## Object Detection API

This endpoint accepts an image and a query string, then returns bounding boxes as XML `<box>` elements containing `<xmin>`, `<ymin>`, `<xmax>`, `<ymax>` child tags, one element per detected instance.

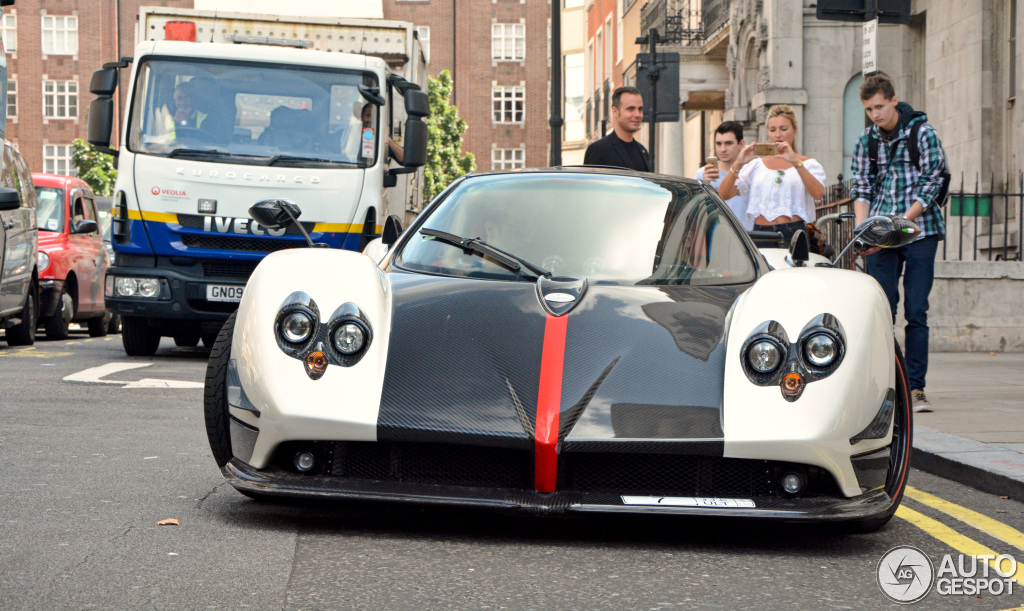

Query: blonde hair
<box><xmin>767</xmin><ymin>104</ymin><xmax>799</xmax><ymax>152</ymax></box>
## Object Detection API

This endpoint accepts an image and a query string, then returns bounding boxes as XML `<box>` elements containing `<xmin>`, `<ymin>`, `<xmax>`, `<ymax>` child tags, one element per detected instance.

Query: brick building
<box><xmin>384</xmin><ymin>1</ymin><xmax>552</xmax><ymax>171</ymax></box>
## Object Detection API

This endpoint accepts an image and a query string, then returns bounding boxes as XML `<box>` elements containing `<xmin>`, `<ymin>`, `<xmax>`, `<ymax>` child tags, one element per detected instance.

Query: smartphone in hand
<box><xmin>753</xmin><ymin>143</ymin><xmax>778</xmax><ymax>156</ymax></box>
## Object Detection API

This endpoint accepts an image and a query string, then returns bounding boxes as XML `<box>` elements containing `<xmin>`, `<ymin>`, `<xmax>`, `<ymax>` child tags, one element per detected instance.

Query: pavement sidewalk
<box><xmin>911</xmin><ymin>352</ymin><xmax>1024</xmax><ymax>500</ymax></box>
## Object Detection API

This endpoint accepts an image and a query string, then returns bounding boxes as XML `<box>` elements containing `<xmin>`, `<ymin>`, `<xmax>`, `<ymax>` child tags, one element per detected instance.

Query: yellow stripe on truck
<box><xmin>127</xmin><ymin>209</ymin><xmax>179</xmax><ymax>223</ymax></box>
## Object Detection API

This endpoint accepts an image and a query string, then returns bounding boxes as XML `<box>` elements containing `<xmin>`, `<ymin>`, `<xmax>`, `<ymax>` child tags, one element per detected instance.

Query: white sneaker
<box><xmin>912</xmin><ymin>390</ymin><xmax>933</xmax><ymax>413</ymax></box>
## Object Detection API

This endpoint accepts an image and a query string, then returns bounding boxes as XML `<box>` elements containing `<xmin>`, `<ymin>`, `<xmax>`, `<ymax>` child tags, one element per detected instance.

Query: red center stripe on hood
<box><xmin>535</xmin><ymin>313</ymin><xmax>567</xmax><ymax>493</ymax></box>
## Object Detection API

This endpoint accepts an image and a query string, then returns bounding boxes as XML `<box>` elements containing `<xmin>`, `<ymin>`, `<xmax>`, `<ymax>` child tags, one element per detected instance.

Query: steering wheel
<box><xmin>174</xmin><ymin>127</ymin><xmax>216</xmax><ymax>144</ymax></box>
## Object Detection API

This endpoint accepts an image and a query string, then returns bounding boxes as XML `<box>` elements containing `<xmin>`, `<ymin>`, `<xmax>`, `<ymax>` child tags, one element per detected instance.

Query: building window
<box><xmin>7</xmin><ymin>80</ymin><xmax>15</xmax><ymax>118</ymax></box>
<box><xmin>492</xmin><ymin>23</ymin><xmax>525</xmax><ymax>61</ymax></box>
<box><xmin>416</xmin><ymin>26</ymin><xmax>430</xmax><ymax>62</ymax></box>
<box><xmin>492</xmin><ymin>86</ymin><xmax>524</xmax><ymax>124</ymax></box>
<box><xmin>44</xmin><ymin>144</ymin><xmax>76</xmax><ymax>176</ymax></box>
<box><xmin>42</xmin><ymin>15</ymin><xmax>77</xmax><ymax>55</ymax></box>
<box><xmin>492</xmin><ymin>148</ymin><xmax>524</xmax><ymax>170</ymax></box>
<box><xmin>564</xmin><ymin>53</ymin><xmax>585</xmax><ymax>142</ymax></box>
<box><xmin>43</xmin><ymin>80</ymin><xmax>77</xmax><ymax>119</ymax></box>
<box><xmin>2</xmin><ymin>13</ymin><xmax>16</xmax><ymax>52</ymax></box>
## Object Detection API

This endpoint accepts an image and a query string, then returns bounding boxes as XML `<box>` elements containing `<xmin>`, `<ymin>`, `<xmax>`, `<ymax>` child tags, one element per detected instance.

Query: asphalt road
<box><xmin>2</xmin><ymin>330</ymin><xmax>1024</xmax><ymax>610</ymax></box>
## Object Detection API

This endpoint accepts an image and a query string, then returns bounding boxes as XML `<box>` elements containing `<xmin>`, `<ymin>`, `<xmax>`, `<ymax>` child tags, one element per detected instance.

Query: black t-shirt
<box><xmin>621</xmin><ymin>137</ymin><xmax>646</xmax><ymax>172</ymax></box>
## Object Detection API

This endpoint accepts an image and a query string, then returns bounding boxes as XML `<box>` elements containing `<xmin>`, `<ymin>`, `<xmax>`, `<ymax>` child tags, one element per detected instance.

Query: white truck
<box><xmin>87</xmin><ymin>7</ymin><xmax>429</xmax><ymax>356</ymax></box>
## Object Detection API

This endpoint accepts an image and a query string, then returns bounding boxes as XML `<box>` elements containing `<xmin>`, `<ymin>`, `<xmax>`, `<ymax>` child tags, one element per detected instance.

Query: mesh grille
<box><xmin>563</xmin><ymin>453</ymin><xmax>775</xmax><ymax>497</ymax></box>
<box><xmin>181</xmin><ymin>234</ymin><xmax>303</xmax><ymax>253</ymax></box>
<box><xmin>333</xmin><ymin>441</ymin><xmax>532</xmax><ymax>489</ymax></box>
<box><xmin>201</xmin><ymin>259</ymin><xmax>260</xmax><ymax>280</ymax></box>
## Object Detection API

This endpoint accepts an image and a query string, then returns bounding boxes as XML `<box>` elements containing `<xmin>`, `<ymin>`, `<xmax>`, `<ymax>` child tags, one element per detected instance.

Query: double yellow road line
<box><xmin>897</xmin><ymin>486</ymin><xmax>1024</xmax><ymax>585</ymax></box>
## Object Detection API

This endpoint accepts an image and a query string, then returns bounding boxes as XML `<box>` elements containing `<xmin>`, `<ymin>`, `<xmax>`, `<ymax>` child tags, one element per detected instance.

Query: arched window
<box><xmin>842</xmin><ymin>74</ymin><xmax>870</xmax><ymax>181</ymax></box>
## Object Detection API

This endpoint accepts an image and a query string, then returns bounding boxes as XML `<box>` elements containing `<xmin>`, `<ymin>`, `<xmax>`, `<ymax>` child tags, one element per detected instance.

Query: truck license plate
<box><xmin>206</xmin><ymin>284</ymin><xmax>244</xmax><ymax>302</ymax></box>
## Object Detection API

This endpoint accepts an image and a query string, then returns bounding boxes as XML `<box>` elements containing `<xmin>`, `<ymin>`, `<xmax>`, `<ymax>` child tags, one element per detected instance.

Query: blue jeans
<box><xmin>866</xmin><ymin>236</ymin><xmax>939</xmax><ymax>391</ymax></box>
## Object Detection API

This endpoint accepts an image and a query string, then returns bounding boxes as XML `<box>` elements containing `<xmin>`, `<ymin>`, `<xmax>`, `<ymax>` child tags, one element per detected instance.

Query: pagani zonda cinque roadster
<box><xmin>204</xmin><ymin>168</ymin><xmax>918</xmax><ymax>531</ymax></box>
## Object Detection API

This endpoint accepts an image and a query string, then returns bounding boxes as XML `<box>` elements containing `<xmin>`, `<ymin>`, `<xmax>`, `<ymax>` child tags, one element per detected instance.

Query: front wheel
<box><xmin>847</xmin><ymin>344</ymin><xmax>913</xmax><ymax>533</ymax></box>
<box><xmin>122</xmin><ymin>316</ymin><xmax>161</xmax><ymax>356</ymax></box>
<box><xmin>204</xmin><ymin>311</ymin><xmax>236</xmax><ymax>467</ymax></box>
<box><xmin>5</xmin><ymin>280</ymin><xmax>38</xmax><ymax>346</ymax></box>
<box><xmin>43</xmin><ymin>288</ymin><xmax>73</xmax><ymax>340</ymax></box>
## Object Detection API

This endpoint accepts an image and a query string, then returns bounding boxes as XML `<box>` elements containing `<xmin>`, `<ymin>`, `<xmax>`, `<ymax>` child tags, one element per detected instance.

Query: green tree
<box><xmin>424</xmin><ymin>70</ymin><xmax>475</xmax><ymax>201</ymax></box>
<box><xmin>70</xmin><ymin>138</ymin><xmax>117</xmax><ymax>196</ymax></box>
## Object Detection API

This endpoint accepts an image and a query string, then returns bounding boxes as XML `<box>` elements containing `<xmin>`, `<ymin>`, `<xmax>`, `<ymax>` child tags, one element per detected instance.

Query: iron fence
<box><xmin>813</xmin><ymin>173</ymin><xmax>1023</xmax><ymax>269</ymax></box>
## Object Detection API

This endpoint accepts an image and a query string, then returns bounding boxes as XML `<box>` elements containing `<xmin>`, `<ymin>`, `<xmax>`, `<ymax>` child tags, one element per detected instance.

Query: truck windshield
<box><xmin>127</xmin><ymin>58</ymin><xmax>380</xmax><ymax>167</ymax></box>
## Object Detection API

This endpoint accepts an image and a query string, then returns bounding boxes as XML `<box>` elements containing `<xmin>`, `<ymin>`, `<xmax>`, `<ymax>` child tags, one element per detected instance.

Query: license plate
<box><xmin>206</xmin><ymin>284</ymin><xmax>244</xmax><ymax>302</ymax></box>
<box><xmin>620</xmin><ymin>496</ymin><xmax>756</xmax><ymax>508</ymax></box>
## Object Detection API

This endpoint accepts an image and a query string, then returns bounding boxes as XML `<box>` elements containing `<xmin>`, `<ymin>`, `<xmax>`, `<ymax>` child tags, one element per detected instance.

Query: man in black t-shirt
<box><xmin>583</xmin><ymin>86</ymin><xmax>651</xmax><ymax>172</ymax></box>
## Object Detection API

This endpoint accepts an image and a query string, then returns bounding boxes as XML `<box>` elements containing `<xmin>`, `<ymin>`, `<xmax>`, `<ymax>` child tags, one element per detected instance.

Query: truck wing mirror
<box><xmin>89</xmin><ymin>67</ymin><xmax>118</xmax><ymax>96</ymax></box>
<box><xmin>382</xmin><ymin>214</ymin><xmax>404</xmax><ymax>246</ymax></box>
<box><xmin>401</xmin><ymin>117</ymin><xmax>428</xmax><ymax>168</ymax></box>
<box><xmin>404</xmin><ymin>89</ymin><xmax>430</xmax><ymax>118</ymax></box>
<box><xmin>0</xmin><ymin>187</ymin><xmax>21</xmax><ymax>211</ymax></box>
<box><xmin>87</xmin><ymin>98</ymin><xmax>116</xmax><ymax>154</ymax></box>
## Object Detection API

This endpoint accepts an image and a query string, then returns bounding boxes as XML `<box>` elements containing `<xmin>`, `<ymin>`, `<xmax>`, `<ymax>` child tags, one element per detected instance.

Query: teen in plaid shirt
<box><xmin>852</xmin><ymin>75</ymin><xmax>947</xmax><ymax>413</ymax></box>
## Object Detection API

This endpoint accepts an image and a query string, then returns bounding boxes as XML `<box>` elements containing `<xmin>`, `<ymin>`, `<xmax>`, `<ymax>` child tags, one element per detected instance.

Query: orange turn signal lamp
<box><xmin>305</xmin><ymin>351</ymin><xmax>328</xmax><ymax>378</ymax></box>
<box><xmin>781</xmin><ymin>372</ymin><xmax>804</xmax><ymax>399</ymax></box>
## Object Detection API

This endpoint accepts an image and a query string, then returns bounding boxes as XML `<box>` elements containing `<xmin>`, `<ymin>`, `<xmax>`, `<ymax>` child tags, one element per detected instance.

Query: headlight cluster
<box><xmin>740</xmin><ymin>314</ymin><xmax>845</xmax><ymax>401</ymax></box>
<box><xmin>274</xmin><ymin>291</ymin><xmax>372</xmax><ymax>380</ymax></box>
<box><xmin>105</xmin><ymin>275</ymin><xmax>166</xmax><ymax>299</ymax></box>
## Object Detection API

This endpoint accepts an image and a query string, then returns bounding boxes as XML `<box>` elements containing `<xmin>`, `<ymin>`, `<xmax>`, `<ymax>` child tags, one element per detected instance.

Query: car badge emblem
<box><xmin>544</xmin><ymin>292</ymin><xmax>575</xmax><ymax>303</ymax></box>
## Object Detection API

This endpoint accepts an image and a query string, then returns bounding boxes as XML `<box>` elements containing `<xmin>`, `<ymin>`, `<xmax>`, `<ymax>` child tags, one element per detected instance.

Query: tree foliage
<box><xmin>424</xmin><ymin>70</ymin><xmax>475</xmax><ymax>201</ymax></box>
<box><xmin>71</xmin><ymin>138</ymin><xmax>117</xmax><ymax>196</ymax></box>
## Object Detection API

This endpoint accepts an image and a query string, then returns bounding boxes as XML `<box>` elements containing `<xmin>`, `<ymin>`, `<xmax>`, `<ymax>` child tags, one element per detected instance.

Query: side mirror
<box><xmin>87</xmin><ymin>98</ymin><xmax>115</xmax><ymax>152</ymax></box>
<box><xmin>382</xmin><ymin>214</ymin><xmax>404</xmax><ymax>246</ymax></box>
<box><xmin>402</xmin><ymin>117</ymin><xmax>428</xmax><ymax>168</ymax></box>
<box><xmin>788</xmin><ymin>229</ymin><xmax>809</xmax><ymax>266</ymax></box>
<box><xmin>89</xmin><ymin>67</ymin><xmax>118</xmax><ymax>96</ymax></box>
<box><xmin>855</xmin><ymin>215</ymin><xmax>922</xmax><ymax>249</ymax></box>
<box><xmin>0</xmin><ymin>187</ymin><xmax>20</xmax><ymax>211</ymax></box>
<box><xmin>72</xmin><ymin>219</ymin><xmax>98</xmax><ymax>235</ymax></box>
<box><xmin>404</xmin><ymin>89</ymin><xmax>430</xmax><ymax>118</ymax></box>
<box><xmin>248</xmin><ymin>199</ymin><xmax>302</xmax><ymax>230</ymax></box>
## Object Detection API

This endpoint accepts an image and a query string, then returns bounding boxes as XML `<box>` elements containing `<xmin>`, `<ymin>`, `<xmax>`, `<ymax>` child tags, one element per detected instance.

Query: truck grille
<box><xmin>181</xmin><ymin>234</ymin><xmax>304</xmax><ymax>253</ymax></box>
<box><xmin>201</xmin><ymin>260</ymin><xmax>259</xmax><ymax>281</ymax></box>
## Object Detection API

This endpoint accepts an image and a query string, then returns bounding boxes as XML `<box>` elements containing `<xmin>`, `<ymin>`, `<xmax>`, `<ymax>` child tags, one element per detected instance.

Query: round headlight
<box><xmin>138</xmin><ymin>278</ymin><xmax>160</xmax><ymax>298</ymax></box>
<box><xmin>804</xmin><ymin>333</ymin><xmax>837</xmax><ymax>367</ymax></box>
<box><xmin>116</xmin><ymin>277</ymin><xmax>138</xmax><ymax>297</ymax></box>
<box><xmin>38</xmin><ymin>252</ymin><xmax>50</xmax><ymax>271</ymax></box>
<box><xmin>747</xmin><ymin>340</ymin><xmax>782</xmax><ymax>373</ymax></box>
<box><xmin>332</xmin><ymin>322</ymin><xmax>365</xmax><ymax>355</ymax></box>
<box><xmin>280</xmin><ymin>311</ymin><xmax>314</xmax><ymax>343</ymax></box>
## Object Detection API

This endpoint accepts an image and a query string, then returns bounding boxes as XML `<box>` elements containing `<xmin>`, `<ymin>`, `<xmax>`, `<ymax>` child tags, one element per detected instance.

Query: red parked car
<box><xmin>33</xmin><ymin>174</ymin><xmax>111</xmax><ymax>339</ymax></box>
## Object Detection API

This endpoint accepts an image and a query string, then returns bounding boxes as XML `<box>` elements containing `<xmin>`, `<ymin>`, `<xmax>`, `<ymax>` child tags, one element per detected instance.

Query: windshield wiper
<box><xmin>267</xmin><ymin>155</ymin><xmax>359</xmax><ymax>167</ymax></box>
<box><xmin>420</xmin><ymin>228</ymin><xmax>551</xmax><ymax>278</ymax></box>
<box><xmin>165</xmin><ymin>148</ymin><xmax>237</xmax><ymax>159</ymax></box>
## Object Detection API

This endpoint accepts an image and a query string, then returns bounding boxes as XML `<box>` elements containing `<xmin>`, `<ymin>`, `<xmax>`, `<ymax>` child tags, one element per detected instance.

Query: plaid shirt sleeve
<box><xmin>910</xmin><ymin>124</ymin><xmax>946</xmax><ymax>209</ymax></box>
<box><xmin>850</xmin><ymin>131</ymin><xmax>874</xmax><ymax>204</ymax></box>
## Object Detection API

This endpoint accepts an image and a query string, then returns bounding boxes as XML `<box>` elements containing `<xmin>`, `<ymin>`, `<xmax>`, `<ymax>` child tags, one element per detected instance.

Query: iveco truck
<box><xmin>88</xmin><ymin>7</ymin><xmax>429</xmax><ymax>356</ymax></box>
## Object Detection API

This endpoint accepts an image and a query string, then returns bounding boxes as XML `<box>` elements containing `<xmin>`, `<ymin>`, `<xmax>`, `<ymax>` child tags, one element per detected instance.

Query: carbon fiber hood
<box><xmin>377</xmin><ymin>272</ymin><xmax>748</xmax><ymax>447</ymax></box>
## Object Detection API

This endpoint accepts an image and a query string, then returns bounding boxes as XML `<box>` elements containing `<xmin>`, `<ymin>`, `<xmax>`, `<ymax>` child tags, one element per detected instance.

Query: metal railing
<box><xmin>641</xmin><ymin>0</ymin><xmax>703</xmax><ymax>45</ymax></box>
<box><xmin>942</xmin><ymin>173</ymin><xmax>1023</xmax><ymax>262</ymax></box>
<box><xmin>813</xmin><ymin>173</ymin><xmax>1023</xmax><ymax>269</ymax></box>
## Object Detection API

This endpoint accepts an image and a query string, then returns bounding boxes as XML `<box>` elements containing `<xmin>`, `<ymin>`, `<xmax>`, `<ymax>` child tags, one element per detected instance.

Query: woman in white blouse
<box><xmin>718</xmin><ymin>104</ymin><xmax>826</xmax><ymax>244</ymax></box>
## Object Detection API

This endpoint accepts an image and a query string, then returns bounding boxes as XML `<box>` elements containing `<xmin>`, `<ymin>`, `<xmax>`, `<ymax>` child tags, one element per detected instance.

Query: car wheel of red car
<box><xmin>43</xmin><ymin>289</ymin><xmax>73</xmax><ymax>341</ymax></box>
<box><xmin>5</xmin><ymin>279</ymin><xmax>38</xmax><ymax>346</ymax></box>
<box><xmin>106</xmin><ymin>313</ymin><xmax>121</xmax><ymax>334</ymax></box>
<box><xmin>87</xmin><ymin>316</ymin><xmax>108</xmax><ymax>338</ymax></box>
<box><xmin>122</xmin><ymin>316</ymin><xmax>161</xmax><ymax>356</ymax></box>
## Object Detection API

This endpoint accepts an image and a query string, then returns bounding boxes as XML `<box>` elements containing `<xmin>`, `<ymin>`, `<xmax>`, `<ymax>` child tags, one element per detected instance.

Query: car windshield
<box><xmin>36</xmin><ymin>187</ymin><xmax>65</xmax><ymax>232</ymax></box>
<box><xmin>127</xmin><ymin>57</ymin><xmax>379</xmax><ymax>167</ymax></box>
<box><xmin>396</xmin><ymin>172</ymin><xmax>758</xmax><ymax>286</ymax></box>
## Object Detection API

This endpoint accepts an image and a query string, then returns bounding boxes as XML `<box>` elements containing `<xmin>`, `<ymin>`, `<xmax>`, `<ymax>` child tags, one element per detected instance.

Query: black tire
<box><xmin>201</xmin><ymin>330</ymin><xmax>220</xmax><ymax>350</ymax></box>
<box><xmin>106</xmin><ymin>313</ymin><xmax>121</xmax><ymax>335</ymax></box>
<box><xmin>204</xmin><ymin>311</ymin><xmax>236</xmax><ymax>467</ymax></box>
<box><xmin>174</xmin><ymin>332</ymin><xmax>201</xmax><ymax>347</ymax></box>
<box><xmin>6</xmin><ymin>280</ymin><xmax>38</xmax><ymax>346</ymax></box>
<box><xmin>846</xmin><ymin>344</ymin><xmax>913</xmax><ymax>533</ymax></box>
<box><xmin>122</xmin><ymin>316</ymin><xmax>161</xmax><ymax>356</ymax></box>
<box><xmin>87</xmin><ymin>316</ymin><xmax>108</xmax><ymax>337</ymax></box>
<box><xmin>43</xmin><ymin>288</ymin><xmax>73</xmax><ymax>341</ymax></box>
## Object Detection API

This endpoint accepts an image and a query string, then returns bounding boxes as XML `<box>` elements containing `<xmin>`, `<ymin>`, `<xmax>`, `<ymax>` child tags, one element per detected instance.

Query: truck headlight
<box><xmin>113</xmin><ymin>276</ymin><xmax>163</xmax><ymax>298</ymax></box>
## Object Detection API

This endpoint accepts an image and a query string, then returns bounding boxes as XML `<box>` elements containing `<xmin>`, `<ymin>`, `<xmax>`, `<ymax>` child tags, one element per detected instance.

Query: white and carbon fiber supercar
<box><xmin>204</xmin><ymin>168</ymin><xmax>917</xmax><ymax>531</ymax></box>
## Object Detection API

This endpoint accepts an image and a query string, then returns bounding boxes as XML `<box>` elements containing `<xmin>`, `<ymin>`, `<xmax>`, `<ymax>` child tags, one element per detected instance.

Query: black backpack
<box><xmin>868</xmin><ymin>121</ymin><xmax>952</xmax><ymax>207</ymax></box>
